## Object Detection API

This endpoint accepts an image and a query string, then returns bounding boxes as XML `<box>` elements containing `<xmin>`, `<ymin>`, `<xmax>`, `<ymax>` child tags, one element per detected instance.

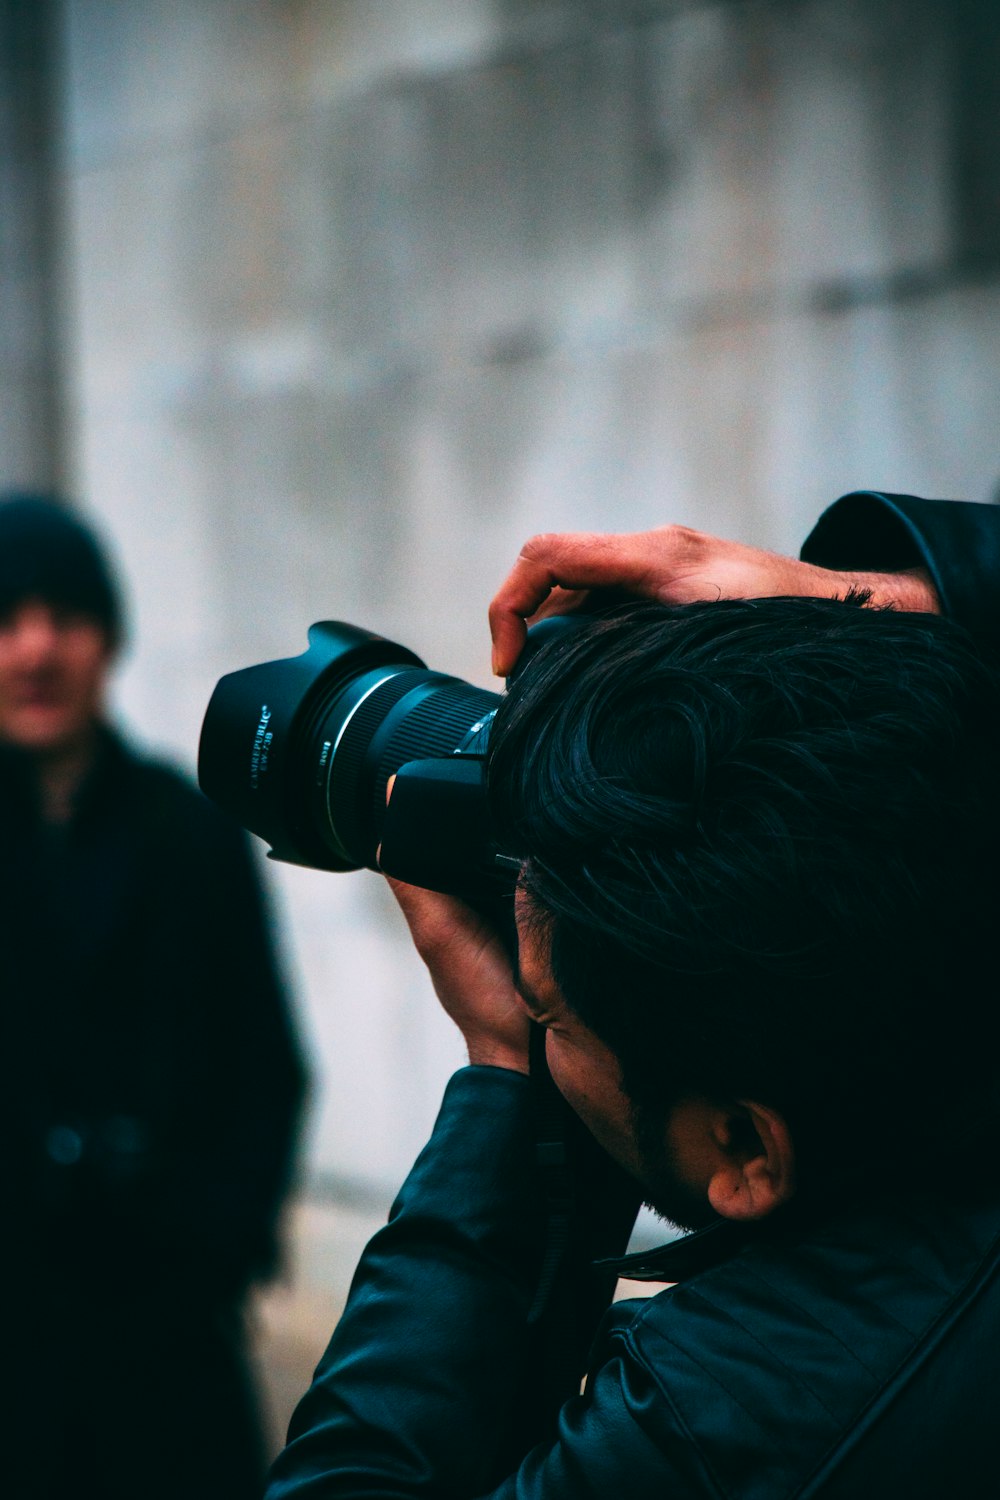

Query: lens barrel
<box><xmin>199</xmin><ymin>613</ymin><xmax>584</xmax><ymax>894</ymax></box>
<box><xmin>198</xmin><ymin>622</ymin><xmax>498</xmax><ymax>877</ymax></box>
<box><xmin>314</xmin><ymin>669</ymin><xmax>498</xmax><ymax>868</ymax></box>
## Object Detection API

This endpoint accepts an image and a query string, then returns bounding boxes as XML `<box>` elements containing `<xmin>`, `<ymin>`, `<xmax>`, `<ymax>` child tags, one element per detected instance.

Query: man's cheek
<box><xmin>544</xmin><ymin>1033</ymin><xmax>640</xmax><ymax>1171</ymax></box>
<box><xmin>544</xmin><ymin>1034</ymin><xmax>595</xmax><ymax>1124</ymax></box>
<box><xmin>543</xmin><ymin>1033</ymin><xmax>573</xmax><ymax>1101</ymax></box>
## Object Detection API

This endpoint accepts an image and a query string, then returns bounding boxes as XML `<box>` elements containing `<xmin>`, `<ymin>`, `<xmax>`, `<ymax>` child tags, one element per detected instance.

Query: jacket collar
<box><xmin>600</xmin><ymin>1194</ymin><xmax>833</xmax><ymax>1283</ymax></box>
<box><xmin>599</xmin><ymin>1216</ymin><xmax>752</xmax><ymax>1282</ymax></box>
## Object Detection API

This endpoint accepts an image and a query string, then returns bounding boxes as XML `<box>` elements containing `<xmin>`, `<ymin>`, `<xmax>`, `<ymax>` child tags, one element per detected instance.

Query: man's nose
<box><xmin>11</xmin><ymin>608</ymin><xmax>62</xmax><ymax>665</ymax></box>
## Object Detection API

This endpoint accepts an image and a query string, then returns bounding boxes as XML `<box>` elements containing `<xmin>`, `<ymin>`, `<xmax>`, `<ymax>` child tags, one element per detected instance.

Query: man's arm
<box><xmin>266</xmin><ymin>888</ymin><xmax>640</xmax><ymax>1499</ymax></box>
<box><xmin>267</xmin><ymin>1065</ymin><xmax>644</xmax><ymax>1500</ymax></box>
<box><xmin>800</xmin><ymin>491</ymin><xmax>1000</xmax><ymax>653</ymax></box>
<box><xmin>489</xmin><ymin>492</ymin><xmax>1000</xmax><ymax>675</ymax></box>
<box><xmin>488</xmin><ymin>510</ymin><xmax>943</xmax><ymax>677</ymax></box>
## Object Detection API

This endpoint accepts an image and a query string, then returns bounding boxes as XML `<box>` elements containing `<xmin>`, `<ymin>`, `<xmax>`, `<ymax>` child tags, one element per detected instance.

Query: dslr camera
<box><xmin>198</xmin><ymin>618</ymin><xmax>573</xmax><ymax>898</ymax></box>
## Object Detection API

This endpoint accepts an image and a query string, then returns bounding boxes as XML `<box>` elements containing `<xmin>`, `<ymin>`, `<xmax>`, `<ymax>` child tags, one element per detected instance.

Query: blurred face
<box><xmin>0</xmin><ymin>598</ymin><xmax>112</xmax><ymax>754</ymax></box>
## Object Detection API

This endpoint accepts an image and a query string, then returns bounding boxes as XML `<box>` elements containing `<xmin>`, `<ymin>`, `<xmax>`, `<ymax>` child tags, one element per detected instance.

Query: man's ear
<box><xmin>705</xmin><ymin>1100</ymin><xmax>796</xmax><ymax>1222</ymax></box>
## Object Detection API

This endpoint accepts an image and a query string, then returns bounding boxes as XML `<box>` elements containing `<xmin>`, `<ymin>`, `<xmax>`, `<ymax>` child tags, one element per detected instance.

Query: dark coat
<box><xmin>0</xmin><ymin>728</ymin><xmax>307</xmax><ymax>1293</ymax></box>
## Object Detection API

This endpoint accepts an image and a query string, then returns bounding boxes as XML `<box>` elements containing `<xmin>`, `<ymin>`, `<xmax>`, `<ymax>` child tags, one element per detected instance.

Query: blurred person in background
<box><xmin>0</xmin><ymin>494</ymin><xmax>307</xmax><ymax>1500</ymax></box>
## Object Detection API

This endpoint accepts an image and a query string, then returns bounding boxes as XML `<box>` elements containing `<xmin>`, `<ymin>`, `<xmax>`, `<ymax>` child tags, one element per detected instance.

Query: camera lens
<box><xmin>305</xmin><ymin>662</ymin><xmax>499</xmax><ymax>869</ymax></box>
<box><xmin>198</xmin><ymin>622</ymin><xmax>499</xmax><ymax>875</ymax></box>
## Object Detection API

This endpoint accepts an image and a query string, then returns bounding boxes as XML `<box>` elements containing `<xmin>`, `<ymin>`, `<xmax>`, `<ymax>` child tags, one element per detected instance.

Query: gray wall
<box><xmin>0</xmin><ymin>0</ymin><xmax>64</xmax><ymax>489</ymax></box>
<box><xmin>40</xmin><ymin>0</ymin><xmax>1000</xmax><ymax>1197</ymax></box>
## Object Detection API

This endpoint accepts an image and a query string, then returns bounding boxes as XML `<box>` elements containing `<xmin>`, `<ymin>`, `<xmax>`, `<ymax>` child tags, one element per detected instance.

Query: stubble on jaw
<box><xmin>631</xmin><ymin>1098</ymin><xmax>718</xmax><ymax>1234</ymax></box>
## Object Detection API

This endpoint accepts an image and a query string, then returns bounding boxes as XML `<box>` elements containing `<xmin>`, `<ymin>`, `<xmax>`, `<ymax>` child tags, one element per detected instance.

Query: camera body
<box><xmin>198</xmin><ymin>618</ymin><xmax>574</xmax><ymax>898</ymax></box>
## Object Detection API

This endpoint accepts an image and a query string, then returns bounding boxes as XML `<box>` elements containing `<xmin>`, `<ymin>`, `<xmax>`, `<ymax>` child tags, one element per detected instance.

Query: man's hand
<box><xmin>387</xmin><ymin>878</ymin><xmax>531</xmax><ymax>1074</ymax></box>
<box><xmin>489</xmin><ymin>526</ymin><xmax>940</xmax><ymax>676</ymax></box>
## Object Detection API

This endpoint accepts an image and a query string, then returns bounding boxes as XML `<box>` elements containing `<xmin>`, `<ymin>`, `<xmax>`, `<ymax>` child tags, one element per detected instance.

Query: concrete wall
<box><xmin>50</xmin><ymin>0</ymin><xmax>1000</xmax><ymax>1201</ymax></box>
<box><xmin>0</xmin><ymin>0</ymin><xmax>64</xmax><ymax>489</ymax></box>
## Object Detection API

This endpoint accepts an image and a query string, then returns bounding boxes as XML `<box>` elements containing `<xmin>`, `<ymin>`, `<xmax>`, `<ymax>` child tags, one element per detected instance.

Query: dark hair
<box><xmin>0</xmin><ymin>493</ymin><xmax>125</xmax><ymax>647</ymax></box>
<box><xmin>488</xmin><ymin>597</ymin><xmax>1000</xmax><ymax>1191</ymax></box>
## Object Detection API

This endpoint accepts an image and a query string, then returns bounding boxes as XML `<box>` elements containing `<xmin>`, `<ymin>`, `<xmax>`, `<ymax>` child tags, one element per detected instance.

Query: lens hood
<box><xmin>198</xmin><ymin>622</ymin><xmax>425</xmax><ymax>869</ymax></box>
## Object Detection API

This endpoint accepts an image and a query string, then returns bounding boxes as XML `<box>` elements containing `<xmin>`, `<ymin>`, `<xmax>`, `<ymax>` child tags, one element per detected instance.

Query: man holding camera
<box><xmin>268</xmin><ymin>491</ymin><xmax>1000</xmax><ymax>1497</ymax></box>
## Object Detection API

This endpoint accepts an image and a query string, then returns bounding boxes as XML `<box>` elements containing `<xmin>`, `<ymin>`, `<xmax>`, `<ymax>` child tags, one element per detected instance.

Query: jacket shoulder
<box><xmin>605</xmin><ymin>1193</ymin><xmax>1000</xmax><ymax>1498</ymax></box>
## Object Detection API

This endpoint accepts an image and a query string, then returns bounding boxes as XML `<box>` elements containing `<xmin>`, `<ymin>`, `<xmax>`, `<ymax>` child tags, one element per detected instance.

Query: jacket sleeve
<box><xmin>265</xmin><ymin>1067</ymin><xmax>647</xmax><ymax>1500</ymax></box>
<box><xmin>801</xmin><ymin>491</ymin><xmax>1000</xmax><ymax>652</ymax></box>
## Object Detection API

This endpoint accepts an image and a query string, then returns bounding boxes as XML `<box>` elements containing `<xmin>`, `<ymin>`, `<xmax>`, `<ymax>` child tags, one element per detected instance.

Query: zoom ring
<box><xmin>372</xmin><ymin>682</ymin><xmax>499</xmax><ymax>843</ymax></box>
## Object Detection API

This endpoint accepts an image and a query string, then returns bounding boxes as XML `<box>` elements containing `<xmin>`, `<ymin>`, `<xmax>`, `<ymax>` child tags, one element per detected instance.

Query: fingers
<box><xmin>489</xmin><ymin>531</ymin><xmax>669</xmax><ymax>675</ymax></box>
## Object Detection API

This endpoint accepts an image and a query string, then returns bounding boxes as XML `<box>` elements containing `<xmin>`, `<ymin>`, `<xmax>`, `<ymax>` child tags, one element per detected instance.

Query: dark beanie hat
<box><xmin>0</xmin><ymin>492</ymin><xmax>125</xmax><ymax>646</ymax></box>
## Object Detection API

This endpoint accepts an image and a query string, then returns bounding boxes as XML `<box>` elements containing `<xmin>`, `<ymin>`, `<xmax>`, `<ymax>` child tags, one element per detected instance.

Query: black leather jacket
<box><xmin>801</xmin><ymin>488</ymin><xmax>1000</xmax><ymax>653</ymax></box>
<box><xmin>268</xmin><ymin>493</ymin><xmax>1000</xmax><ymax>1498</ymax></box>
<box><xmin>269</xmin><ymin>1069</ymin><xmax>1000</xmax><ymax>1498</ymax></box>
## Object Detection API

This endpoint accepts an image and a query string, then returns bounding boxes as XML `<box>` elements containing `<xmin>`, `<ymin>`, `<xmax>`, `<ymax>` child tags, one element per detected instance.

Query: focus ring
<box><xmin>326</xmin><ymin>670</ymin><xmax>430</xmax><ymax>860</ymax></box>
